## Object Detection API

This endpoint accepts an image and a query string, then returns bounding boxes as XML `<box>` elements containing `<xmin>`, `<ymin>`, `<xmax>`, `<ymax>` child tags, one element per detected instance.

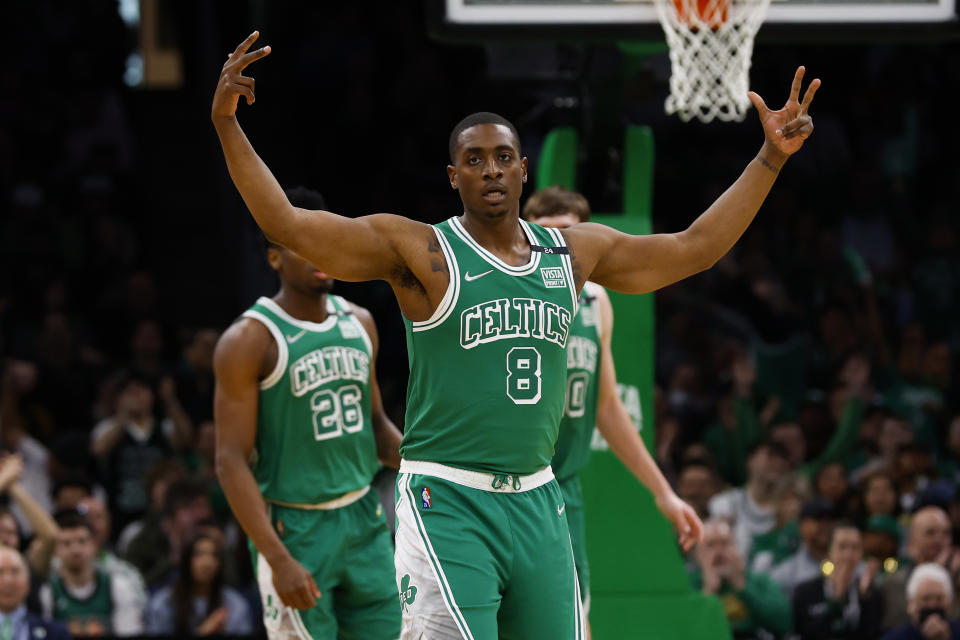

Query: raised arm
<box><xmin>213</xmin><ymin>320</ymin><xmax>321</xmax><ymax>610</ymax></box>
<box><xmin>350</xmin><ymin>304</ymin><xmax>403</xmax><ymax>469</ymax></box>
<box><xmin>565</xmin><ymin>67</ymin><xmax>821</xmax><ymax>294</ymax></box>
<box><xmin>211</xmin><ymin>32</ymin><xmax>444</xmax><ymax>320</ymax></box>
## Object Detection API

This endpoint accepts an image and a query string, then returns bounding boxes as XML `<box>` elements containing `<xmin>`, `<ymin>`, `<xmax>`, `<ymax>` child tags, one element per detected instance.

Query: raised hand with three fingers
<box><xmin>211</xmin><ymin>31</ymin><xmax>272</xmax><ymax>120</ymax></box>
<box><xmin>748</xmin><ymin>66</ymin><xmax>821</xmax><ymax>158</ymax></box>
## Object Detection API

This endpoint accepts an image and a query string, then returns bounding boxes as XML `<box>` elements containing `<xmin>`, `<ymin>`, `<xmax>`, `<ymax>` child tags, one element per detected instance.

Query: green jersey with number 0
<box><xmin>400</xmin><ymin>217</ymin><xmax>579</xmax><ymax>475</ymax></box>
<box><xmin>552</xmin><ymin>282</ymin><xmax>603</xmax><ymax>480</ymax></box>
<box><xmin>243</xmin><ymin>295</ymin><xmax>378</xmax><ymax>504</ymax></box>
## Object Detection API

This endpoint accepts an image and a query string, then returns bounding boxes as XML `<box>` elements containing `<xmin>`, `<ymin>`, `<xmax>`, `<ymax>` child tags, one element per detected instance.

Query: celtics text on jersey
<box><xmin>401</xmin><ymin>217</ymin><xmax>579</xmax><ymax>475</ymax></box>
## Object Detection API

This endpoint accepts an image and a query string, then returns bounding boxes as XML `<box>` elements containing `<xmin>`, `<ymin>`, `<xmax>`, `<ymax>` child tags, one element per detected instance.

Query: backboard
<box><xmin>428</xmin><ymin>0</ymin><xmax>959</xmax><ymax>40</ymax></box>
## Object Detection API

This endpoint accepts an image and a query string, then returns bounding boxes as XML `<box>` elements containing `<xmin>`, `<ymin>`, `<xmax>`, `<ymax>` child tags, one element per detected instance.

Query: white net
<box><xmin>652</xmin><ymin>0</ymin><xmax>771</xmax><ymax>123</ymax></box>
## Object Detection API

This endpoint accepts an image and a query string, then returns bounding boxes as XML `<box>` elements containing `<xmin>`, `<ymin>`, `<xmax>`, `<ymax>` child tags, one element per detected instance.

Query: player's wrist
<box><xmin>758</xmin><ymin>142</ymin><xmax>789</xmax><ymax>168</ymax></box>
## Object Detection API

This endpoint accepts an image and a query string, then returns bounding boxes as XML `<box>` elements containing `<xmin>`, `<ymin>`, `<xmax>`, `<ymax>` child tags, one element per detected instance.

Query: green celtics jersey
<box><xmin>243</xmin><ymin>295</ymin><xmax>378</xmax><ymax>504</ymax></box>
<box><xmin>50</xmin><ymin>569</ymin><xmax>113</xmax><ymax>633</ymax></box>
<box><xmin>401</xmin><ymin>217</ymin><xmax>579</xmax><ymax>475</ymax></box>
<box><xmin>552</xmin><ymin>282</ymin><xmax>603</xmax><ymax>480</ymax></box>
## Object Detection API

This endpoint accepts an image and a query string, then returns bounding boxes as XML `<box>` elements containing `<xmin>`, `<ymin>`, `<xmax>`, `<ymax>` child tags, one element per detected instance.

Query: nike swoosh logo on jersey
<box><xmin>285</xmin><ymin>330</ymin><xmax>307</xmax><ymax>344</ymax></box>
<box><xmin>464</xmin><ymin>270</ymin><xmax>493</xmax><ymax>282</ymax></box>
<box><xmin>557</xmin><ymin>503</ymin><xmax>565</xmax><ymax>516</ymax></box>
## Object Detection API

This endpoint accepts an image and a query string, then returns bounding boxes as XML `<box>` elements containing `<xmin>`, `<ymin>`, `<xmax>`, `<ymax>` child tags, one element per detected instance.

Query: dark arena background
<box><xmin>1</xmin><ymin>0</ymin><xmax>959</xmax><ymax>638</ymax></box>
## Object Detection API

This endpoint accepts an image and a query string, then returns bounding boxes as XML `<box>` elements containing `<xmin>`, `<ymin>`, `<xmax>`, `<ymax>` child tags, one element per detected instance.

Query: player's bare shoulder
<box><xmin>366</xmin><ymin>213</ymin><xmax>450</xmax><ymax>321</ymax></box>
<box><xmin>214</xmin><ymin>315</ymin><xmax>277</xmax><ymax>381</ymax></box>
<box><xmin>345</xmin><ymin>301</ymin><xmax>379</xmax><ymax>347</ymax></box>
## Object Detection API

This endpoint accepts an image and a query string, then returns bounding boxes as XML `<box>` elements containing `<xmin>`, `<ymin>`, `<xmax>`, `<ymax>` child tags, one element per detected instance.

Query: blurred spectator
<box><xmin>709</xmin><ymin>439</ymin><xmax>791</xmax><ymax>556</ymax></box>
<box><xmin>0</xmin><ymin>547</ymin><xmax>70</xmax><ymax>640</ymax></box>
<box><xmin>689</xmin><ymin>518</ymin><xmax>791</xmax><ymax>639</ymax></box>
<box><xmin>816</xmin><ymin>462</ymin><xmax>851</xmax><ymax>507</ymax></box>
<box><xmin>90</xmin><ymin>369</ymin><xmax>192</xmax><ymax>530</ymax></box>
<box><xmin>124</xmin><ymin>475</ymin><xmax>212</xmax><ymax>588</ymax></box>
<box><xmin>769</xmin><ymin>421</ymin><xmax>808</xmax><ymax>470</ymax></box>
<box><xmin>864</xmin><ymin>514</ymin><xmax>904</xmax><ymax>570</ymax></box>
<box><xmin>883</xmin><ymin>563</ymin><xmax>960</xmax><ymax>640</ymax></box>
<box><xmin>0</xmin><ymin>360</ymin><xmax>54</xmax><ymax>535</ymax></box>
<box><xmin>750</xmin><ymin>473</ymin><xmax>811</xmax><ymax>574</ymax></box>
<box><xmin>896</xmin><ymin>444</ymin><xmax>939</xmax><ymax>513</ymax></box>
<box><xmin>883</xmin><ymin>506</ymin><xmax>960</xmax><ymax>630</ymax></box>
<box><xmin>172</xmin><ymin>328</ymin><xmax>219</xmax><ymax>425</ymax></box>
<box><xmin>51</xmin><ymin>472</ymin><xmax>95</xmax><ymax>512</ymax></box>
<box><xmin>859</xmin><ymin>470</ymin><xmax>903</xmax><ymax>522</ymax></box>
<box><xmin>40</xmin><ymin>510</ymin><xmax>143</xmax><ymax>636</ymax></box>
<box><xmin>793</xmin><ymin>521</ymin><xmax>883</xmax><ymax>639</ymax></box>
<box><xmin>0</xmin><ymin>454</ymin><xmax>59</xmax><ymax>577</ymax></box>
<box><xmin>771</xmin><ymin>497</ymin><xmax>839</xmax><ymax>597</ymax></box>
<box><xmin>675</xmin><ymin>459</ymin><xmax>720</xmax><ymax>520</ymax></box>
<box><xmin>77</xmin><ymin>497</ymin><xmax>146</xmax><ymax>616</ymax></box>
<box><xmin>115</xmin><ymin>458</ymin><xmax>186</xmax><ymax>556</ymax></box>
<box><xmin>144</xmin><ymin>528</ymin><xmax>252</xmax><ymax>636</ymax></box>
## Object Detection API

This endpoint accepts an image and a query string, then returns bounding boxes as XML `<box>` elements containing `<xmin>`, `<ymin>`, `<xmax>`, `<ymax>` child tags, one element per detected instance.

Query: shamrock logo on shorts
<box><xmin>399</xmin><ymin>574</ymin><xmax>418</xmax><ymax>610</ymax></box>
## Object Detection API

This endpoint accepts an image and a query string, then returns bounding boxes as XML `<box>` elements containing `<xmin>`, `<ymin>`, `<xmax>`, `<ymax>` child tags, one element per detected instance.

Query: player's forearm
<box><xmin>596</xmin><ymin>396</ymin><xmax>672</xmax><ymax>501</ymax></box>
<box><xmin>373</xmin><ymin>416</ymin><xmax>403</xmax><ymax>469</ymax></box>
<box><xmin>682</xmin><ymin>141</ymin><xmax>787</xmax><ymax>270</ymax></box>
<box><xmin>215</xmin><ymin>450</ymin><xmax>291</xmax><ymax>565</ymax></box>
<box><xmin>213</xmin><ymin>115</ymin><xmax>299</xmax><ymax>244</ymax></box>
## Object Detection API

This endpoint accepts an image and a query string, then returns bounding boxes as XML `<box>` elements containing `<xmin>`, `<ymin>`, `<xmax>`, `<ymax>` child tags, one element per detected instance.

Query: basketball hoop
<box><xmin>652</xmin><ymin>0</ymin><xmax>771</xmax><ymax>123</ymax></box>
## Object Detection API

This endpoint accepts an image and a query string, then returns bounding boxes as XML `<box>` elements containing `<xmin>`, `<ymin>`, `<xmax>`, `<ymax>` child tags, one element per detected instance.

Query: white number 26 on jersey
<box><xmin>310</xmin><ymin>385</ymin><xmax>364</xmax><ymax>440</ymax></box>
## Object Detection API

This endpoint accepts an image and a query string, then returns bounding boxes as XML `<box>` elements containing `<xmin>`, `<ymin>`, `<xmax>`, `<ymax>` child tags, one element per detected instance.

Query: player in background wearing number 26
<box><xmin>211</xmin><ymin>29</ymin><xmax>819</xmax><ymax>640</ymax></box>
<box><xmin>213</xmin><ymin>187</ymin><xmax>403</xmax><ymax>639</ymax></box>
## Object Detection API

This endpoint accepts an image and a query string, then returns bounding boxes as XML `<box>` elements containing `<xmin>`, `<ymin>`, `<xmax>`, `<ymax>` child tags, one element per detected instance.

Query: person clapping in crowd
<box><xmin>792</xmin><ymin>521</ymin><xmax>883</xmax><ymax>639</ymax></box>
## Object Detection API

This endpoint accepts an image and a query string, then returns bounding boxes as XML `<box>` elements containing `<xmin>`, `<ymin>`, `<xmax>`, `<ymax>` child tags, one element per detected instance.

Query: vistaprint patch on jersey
<box><xmin>540</xmin><ymin>266</ymin><xmax>566</xmax><ymax>289</ymax></box>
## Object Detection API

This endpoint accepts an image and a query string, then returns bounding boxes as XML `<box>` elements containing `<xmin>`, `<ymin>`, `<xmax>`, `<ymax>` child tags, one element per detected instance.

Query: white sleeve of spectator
<box><xmin>91</xmin><ymin>418</ymin><xmax>114</xmax><ymax>442</ymax></box>
<box><xmin>161</xmin><ymin>417</ymin><xmax>176</xmax><ymax>440</ymax></box>
<box><xmin>111</xmin><ymin>572</ymin><xmax>145</xmax><ymax>635</ymax></box>
<box><xmin>39</xmin><ymin>583</ymin><xmax>53</xmax><ymax>619</ymax></box>
<box><xmin>708</xmin><ymin>489</ymin><xmax>735</xmax><ymax>519</ymax></box>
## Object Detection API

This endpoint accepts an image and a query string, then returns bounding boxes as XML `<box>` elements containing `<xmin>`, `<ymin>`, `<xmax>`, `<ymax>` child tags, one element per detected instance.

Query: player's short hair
<box><xmin>259</xmin><ymin>186</ymin><xmax>328</xmax><ymax>251</ymax></box>
<box><xmin>448</xmin><ymin>112</ymin><xmax>521</xmax><ymax>163</ymax></box>
<box><xmin>908</xmin><ymin>563</ymin><xmax>953</xmax><ymax>601</ymax></box>
<box><xmin>521</xmin><ymin>186</ymin><xmax>591</xmax><ymax>223</ymax></box>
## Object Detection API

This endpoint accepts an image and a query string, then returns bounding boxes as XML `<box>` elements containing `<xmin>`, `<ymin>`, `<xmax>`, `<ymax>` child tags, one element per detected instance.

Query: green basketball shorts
<box><xmin>558</xmin><ymin>474</ymin><xmax>590</xmax><ymax>614</ymax></box>
<box><xmin>252</xmin><ymin>486</ymin><xmax>401</xmax><ymax>640</ymax></box>
<box><xmin>394</xmin><ymin>460</ymin><xmax>585</xmax><ymax>640</ymax></box>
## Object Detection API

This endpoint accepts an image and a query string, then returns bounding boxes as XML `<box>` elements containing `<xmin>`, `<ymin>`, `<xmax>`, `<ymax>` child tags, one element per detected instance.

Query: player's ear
<box><xmin>447</xmin><ymin>165</ymin><xmax>458</xmax><ymax>190</ymax></box>
<box><xmin>521</xmin><ymin>156</ymin><xmax>528</xmax><ymax>183</ymax></box>
<box><xmin>266</xmin><ymin>246</ymin><xmax>283</xmax><ymax>271</ymax></box>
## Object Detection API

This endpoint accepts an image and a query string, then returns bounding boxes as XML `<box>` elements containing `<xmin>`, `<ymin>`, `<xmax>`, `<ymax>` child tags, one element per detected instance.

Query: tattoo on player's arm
<box><xmin>758</xmin><ymin>156</ymin><xmax>781</xmax><ymax>175</ymax></box>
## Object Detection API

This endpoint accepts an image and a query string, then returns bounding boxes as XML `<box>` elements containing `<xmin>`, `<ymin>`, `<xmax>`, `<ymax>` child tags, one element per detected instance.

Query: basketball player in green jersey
<box><xmin>212</xmin><ymin>31</ymin><xmax>818</xmax><ymax>639</ymax></box>
<box><xmin>214</xmin><ymin>187</ymin><xmax>403</xmax><ymax>639</ymax></box>
<box><xmin>524</xmin><ymin>186</ymin><xmax>703</xmax><ymax>638</ymax></box>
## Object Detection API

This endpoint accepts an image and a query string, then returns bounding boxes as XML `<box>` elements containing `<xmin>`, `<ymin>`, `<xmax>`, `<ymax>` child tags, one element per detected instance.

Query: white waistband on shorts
<box><xmin>265</xmin><ymin>485</ymin><xmax>370</xmax><ymax>510</ymax></box>
<box><xmin>399</xmin><ymin>460</ymin><xmax>554</xmax><ymax>493</ymax></box>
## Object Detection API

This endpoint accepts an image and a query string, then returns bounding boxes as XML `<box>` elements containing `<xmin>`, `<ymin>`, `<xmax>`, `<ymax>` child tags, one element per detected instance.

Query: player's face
<box><xmin>448</xmin><ymin>124</ymin><xmax>527</xmax><ymax>219</ymax></box>
<box><xmin>269</xmin><ymin>246</ymin><xmax>334</xmax><ymax>295</ymax></box>
<box><xmin>530</xmin><ymin>212</ymin><xmax>580</xmax><ymax>230</ymax></box>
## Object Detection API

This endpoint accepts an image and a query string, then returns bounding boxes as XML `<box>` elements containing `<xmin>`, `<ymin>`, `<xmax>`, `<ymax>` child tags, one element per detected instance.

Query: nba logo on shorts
<box><xmin>421</xmin><ymin>487</ymin><xmax>432</xmax><ymax>509</ymax></box>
